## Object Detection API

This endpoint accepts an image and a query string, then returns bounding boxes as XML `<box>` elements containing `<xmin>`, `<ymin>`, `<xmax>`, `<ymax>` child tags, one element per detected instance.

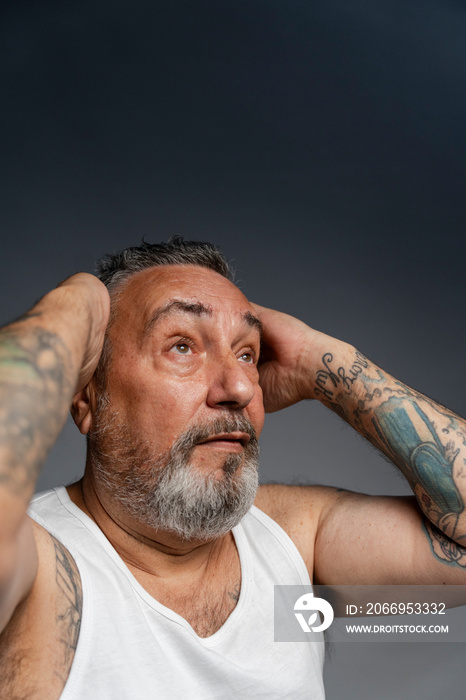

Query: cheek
<box><xmin>249</xmin><ymin>385</ymin><xmax>265</xmax><ymax>437</ymax></box>
<box><xmin>116</xmin><ymin>373</ymin><xmax>206</xmax><ymax>437</ymax></box>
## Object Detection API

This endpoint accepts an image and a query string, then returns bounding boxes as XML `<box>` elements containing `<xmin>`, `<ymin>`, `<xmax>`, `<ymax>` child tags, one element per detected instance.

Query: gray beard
<box><xmin>88</xmin><ymin>404</ymin><xmax>260</xmax><ymax>541</ymax></box>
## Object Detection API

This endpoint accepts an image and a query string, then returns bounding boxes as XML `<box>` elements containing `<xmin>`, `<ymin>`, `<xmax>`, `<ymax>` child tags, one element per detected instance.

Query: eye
<box><xmin>171</xmin><ymin>342</ymin><xmax>192</xmax><ymax>355</ymax></box>
<box><xmin>239</xmin><ymin>351</ymin><xmax>254</xmax><ymax>363</ymax></box>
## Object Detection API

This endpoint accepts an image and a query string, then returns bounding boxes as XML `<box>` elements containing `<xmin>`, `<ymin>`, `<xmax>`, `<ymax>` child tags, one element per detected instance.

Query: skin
<box><xmin>72</xmin><ymin>265</ymin><xmax>266</xmax><ymax>575</ymax></box>
<box><xmin>1</xmin><ymin>263</ymin><xmax>466</xmax><ymax>698</ymax></box>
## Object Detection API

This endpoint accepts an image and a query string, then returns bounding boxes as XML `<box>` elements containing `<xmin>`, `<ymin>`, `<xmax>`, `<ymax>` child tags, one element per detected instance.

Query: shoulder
<box><xmin>0</xmin><ymin>518</ymin><xmax>82</xmax><ymax>699</ymax></box>
<box><xmin>254</xmin><ymin>483</ymin><xmax>340</xmax><ymax>527</ymax></box>
<box><xmin>254</xmin><ymin>483</ymin><xmax>340</xmax><ymax>576</ymax></box>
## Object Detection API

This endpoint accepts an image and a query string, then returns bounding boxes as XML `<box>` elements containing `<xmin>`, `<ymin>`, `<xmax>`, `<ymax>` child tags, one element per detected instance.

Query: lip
<box><xmin>198</xmin><ymin>432</ymin><xmax>251</xmax><ymax>447</ymax></box>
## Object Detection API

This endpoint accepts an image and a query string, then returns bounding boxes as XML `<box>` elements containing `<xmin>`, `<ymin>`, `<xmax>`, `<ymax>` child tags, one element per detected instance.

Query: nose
<box><xmin>206</xmin><ymin>354</ymin><xmax>257</xmax><ymax>410</ymax></box>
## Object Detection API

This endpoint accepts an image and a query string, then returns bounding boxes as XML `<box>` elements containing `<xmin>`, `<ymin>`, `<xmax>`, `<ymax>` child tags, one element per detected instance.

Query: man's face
<box><xmin>87</xmin><ymin>264</ymin><xmax>265</xmax><ymax>539</ymax></box>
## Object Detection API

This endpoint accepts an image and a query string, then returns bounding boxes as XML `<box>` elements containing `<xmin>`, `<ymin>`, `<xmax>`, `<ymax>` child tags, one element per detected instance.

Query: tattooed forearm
<box><xmin>314</xmin><ymin>351</ymin><xmax>369</xmax><ymax>401</ymax></box>
<box><xmin>369</xmin><ymin>398</ymin><xmax>464</xmax><ymax>534</ymax></box>
<box><xmin>313</xmin><ymin>347</ymin><xmax>466</xmax><ymax>543</ymax></box>
<box><xmin>0</xmin><ymin>324</ymin><xmax>73</xmax><ymax>499</ymax></box>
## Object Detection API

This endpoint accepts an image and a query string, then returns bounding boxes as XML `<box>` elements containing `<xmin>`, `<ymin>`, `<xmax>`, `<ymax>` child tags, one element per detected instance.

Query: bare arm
<box><xmin>253</xmin><ymin>303</ymin><xmax>466</xmax><ymax>581</ymax></box>
<box><xmin>0</xmin><ymin>274</ymin><xmax>109</xmax><ymax>631</ymax></box>
<box><xmin>310</xmin><ymin>344</ymin><xmax>466</xmax><ymax>557</ymax></box>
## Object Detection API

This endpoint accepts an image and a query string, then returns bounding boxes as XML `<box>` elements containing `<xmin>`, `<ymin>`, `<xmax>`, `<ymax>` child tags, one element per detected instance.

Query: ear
<box><xmin>71</xmin><ymin>383</ymin><xmax>96</xmax><ymax>435</ymax></box>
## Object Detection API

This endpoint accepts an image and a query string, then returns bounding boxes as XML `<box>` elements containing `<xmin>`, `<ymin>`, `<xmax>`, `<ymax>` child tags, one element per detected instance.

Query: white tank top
<box><xmin>29</xmin><ymin>487</ymin><xmax>325</xmax><ymax>699</ymax></box>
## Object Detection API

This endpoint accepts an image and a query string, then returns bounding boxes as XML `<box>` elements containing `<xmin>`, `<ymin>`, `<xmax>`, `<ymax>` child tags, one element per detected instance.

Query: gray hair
<box><xmin>96</xmin><ymin>236</ymin><xmax>234</xmax><ymax>295</ymax></box>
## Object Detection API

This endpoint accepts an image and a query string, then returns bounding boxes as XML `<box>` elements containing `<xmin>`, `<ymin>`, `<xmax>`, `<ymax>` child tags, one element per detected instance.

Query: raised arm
<box><xmin>254</xmin><ymin>303</ymin><xmax>466</xmax><ymax>580</ymax></box>
<box><xmin>0</xmin><ymin>273</ymin><xmax>109</xmax><ymax>632</ymax></box>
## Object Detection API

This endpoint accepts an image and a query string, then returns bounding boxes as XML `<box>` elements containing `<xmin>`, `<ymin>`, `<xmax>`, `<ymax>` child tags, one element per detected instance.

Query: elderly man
<box><xmin>0</xmin><ymin>238</ymin><xmax>465</xmax><ymax>699</ymax></box>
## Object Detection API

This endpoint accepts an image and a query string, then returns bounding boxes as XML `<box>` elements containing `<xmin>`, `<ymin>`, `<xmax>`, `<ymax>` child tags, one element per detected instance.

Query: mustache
<box><xmin>173</xmin><ymin>414</ymin><xmax>258</xmax><ymax>456</ymax></box>
<box><xmin>89</xmin><ymin>402</ymin><xmax>259</xmax><ymax>472</ymax></box>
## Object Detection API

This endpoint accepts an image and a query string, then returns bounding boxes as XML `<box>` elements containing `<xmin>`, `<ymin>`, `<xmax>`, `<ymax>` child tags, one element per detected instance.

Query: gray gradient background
<box><xmin>1</xmin><ymin>1</ymin><xmax>465</xmax><ymax>697</ymax></box>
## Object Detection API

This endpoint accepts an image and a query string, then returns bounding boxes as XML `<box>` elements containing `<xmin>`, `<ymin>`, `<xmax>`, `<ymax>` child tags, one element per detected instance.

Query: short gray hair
<box><xmin>96</xmin><ymin>236</ymin><xmax>234</xmax><ymax>295</ymax></box>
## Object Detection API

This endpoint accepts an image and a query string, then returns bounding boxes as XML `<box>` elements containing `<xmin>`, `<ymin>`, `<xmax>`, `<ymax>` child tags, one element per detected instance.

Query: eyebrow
<box><xmin>144</xmin><ymin>299</ymin><xmax>262</xmax><ymax>337</ymax></box>
<box><xmin>242</xmin><ymin>310</ymin><xmax>263</xmax><ymax>335</ymax></box>
<box><xmin>144</xmin><ymin>300</ymin><xmax>212</xmax><ymax>336</ymax></box>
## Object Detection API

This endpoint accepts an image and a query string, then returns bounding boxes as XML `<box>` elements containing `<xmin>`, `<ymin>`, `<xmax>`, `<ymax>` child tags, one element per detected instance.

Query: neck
<box><xmin>67</xmin><ymin>472</ymin><xmax>233</xmax><ymax>577</ymax></box>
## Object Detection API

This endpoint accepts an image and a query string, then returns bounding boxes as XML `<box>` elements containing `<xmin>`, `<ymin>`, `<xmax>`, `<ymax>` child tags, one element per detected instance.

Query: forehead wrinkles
<box><xmin>110</xmin><ymin>267</ymin><xmax>262</xmax><ymax>349</ymax></box>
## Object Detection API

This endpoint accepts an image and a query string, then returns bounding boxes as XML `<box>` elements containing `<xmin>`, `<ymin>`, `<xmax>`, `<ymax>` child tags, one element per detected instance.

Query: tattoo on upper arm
<box><xmin>52</xmin><ymin>536</ymin><xmax>82</xmax><ymax>676</ymax></box>
<box><xmin>423</xmin><ymin>518</ymin><xmax>466</xmax><ymax>568</ymax></box>
<box><xmin>228</xmin><ymin>583</ymin><xmax>240</xmax><ymax>603</ymax></box>
<box><xmin>0</xmin><ymin>325</ymin><xmax>73</xmax><ymax>498</ymax></box>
